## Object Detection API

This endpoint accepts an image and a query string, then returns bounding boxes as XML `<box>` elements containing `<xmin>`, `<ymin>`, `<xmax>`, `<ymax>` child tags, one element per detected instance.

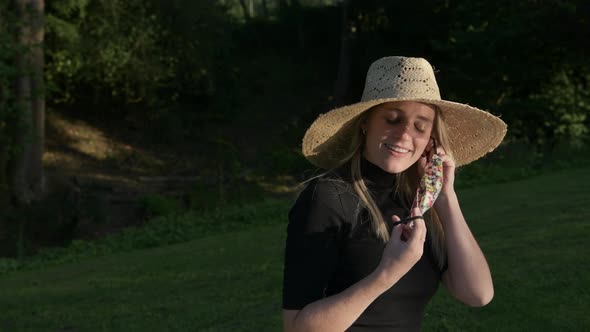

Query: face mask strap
<box><xmin>426</xmin><ymin>137</ymin><xmax>438</xmax><ymax>162</ymax></box>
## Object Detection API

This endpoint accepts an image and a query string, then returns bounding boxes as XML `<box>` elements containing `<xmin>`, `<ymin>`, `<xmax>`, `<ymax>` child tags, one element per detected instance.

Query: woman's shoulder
<box><xmin>301</xmin><ymin>168</ymin><xmax>356</xmax><ymax>203</ymax></box>
<box><xmin>290</xmin><ymin>170</ymin><xmax>359</xmax><ymax>222</ymax></box>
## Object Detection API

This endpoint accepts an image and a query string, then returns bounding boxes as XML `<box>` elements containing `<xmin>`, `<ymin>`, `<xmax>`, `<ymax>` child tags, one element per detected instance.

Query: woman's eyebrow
<box><xmin>383</xmin><ymin>108</ymin><xmax>434</xmax><ymax>123</ymax></box>
<box><xmin>416</xmin><ymin>115</ymin><xmax>434</xmax><ymax>123</ymax></box>
<box><xmin>382</xmin><ymin>107</ymin><xmax>401</xmax><ymax>114</ymax></box>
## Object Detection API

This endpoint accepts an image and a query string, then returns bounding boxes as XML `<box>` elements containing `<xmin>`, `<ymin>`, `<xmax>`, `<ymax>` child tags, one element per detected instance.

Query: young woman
<box><xmin>282</xmin><ymin>56</ymin><xmax>507</xmax><ymax>331</ymax></box>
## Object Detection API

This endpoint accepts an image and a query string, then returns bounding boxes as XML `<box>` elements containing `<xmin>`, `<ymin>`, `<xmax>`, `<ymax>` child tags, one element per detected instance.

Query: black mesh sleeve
<box><xmin>282</xmin><ymin>179</ymin><xmax>346</xmax><ymax>310</ymax></box>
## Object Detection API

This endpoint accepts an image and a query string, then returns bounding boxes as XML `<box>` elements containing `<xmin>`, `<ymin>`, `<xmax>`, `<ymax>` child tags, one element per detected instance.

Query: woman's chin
<box><xmin>383</xmin><ymin>165</ymin><xmax>405</xmax><ymax>174</ymax></box>
<box><xmin>365</xmin><ymin>151</ymin><xmax>414</xmax><ymax>173</ymax></box>
<box><xmin>377</xmin><ymin>159</ymin><xmax>410</xmax><ymax>174</ymax></box>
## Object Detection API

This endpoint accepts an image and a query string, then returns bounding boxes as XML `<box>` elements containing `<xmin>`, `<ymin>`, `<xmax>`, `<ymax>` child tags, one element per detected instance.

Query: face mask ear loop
<box><xmin>429</xmin><ymin>137</ymin><xmax>438</xmax><ymax>162</ymax></box>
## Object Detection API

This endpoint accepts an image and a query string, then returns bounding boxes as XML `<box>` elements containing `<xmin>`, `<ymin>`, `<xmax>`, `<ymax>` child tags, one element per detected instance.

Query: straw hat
<box><xmin>302</xmin><ymin>56</ymin><xmax>507</xmax><ymax>169</ymax></box>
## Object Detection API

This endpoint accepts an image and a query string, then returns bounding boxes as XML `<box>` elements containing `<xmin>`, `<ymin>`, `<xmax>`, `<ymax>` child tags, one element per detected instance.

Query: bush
<box><xmin>137</xmin><ymin>193</ymin><xmax>183</xmax><ymax>218</ymax></box>
<box><xmin>0</xmin><ymin>198</ymin><xmax>291</xmax><ymax>275</ymax></box>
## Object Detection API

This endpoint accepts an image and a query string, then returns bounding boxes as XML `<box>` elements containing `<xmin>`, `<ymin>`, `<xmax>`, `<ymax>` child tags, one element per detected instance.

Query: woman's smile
<box><xmin>383</xmin><ymin>143</ymin><xmax>412</xmax><ymax>154</ymax></box>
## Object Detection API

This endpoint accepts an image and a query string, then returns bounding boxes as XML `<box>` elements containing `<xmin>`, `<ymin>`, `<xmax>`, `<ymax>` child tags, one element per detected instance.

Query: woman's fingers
<box><xmin>391</xmin><ymin>212</ymin><xmax>426</xmax><ymax>243</ymax></box>
<box><xmin>402</xmin><ymin>216</ymin><xmax>425</xmax><ymax>240</ymax></box>
<box><xmin>418</xmin><ymin>154</ymin><xmax>427</xmax><ymax>175</ymax></box>
<box><xmin>437</xmin><ymin>152</ymin><xmax>454</xmax><ymax>166</ymax></box>
<box><xmin>410</xmin><ymin>207</ymin><xmax>422</xmax><ymax>218</ymax></box>
<box><xmin>407</xmin><ymin>208</ymin><xmax>426</xmax><ymax>243</ymax></box>
<box><xmin>390</xmin><ymin>214</ymin><xmax>405</xmax><ymax>239</ymax></box>
<box><xmin>379</xmin><ymin>212</ymin><xmax>427</xmax><ymax>285</ymax></box>
<box><xmin>407</xmin><ymin>217</ymin><xmax>426</xmax><ymax>244</ymax></box>
<box><xmin>391</xmin><ymin>215</ymin><xmax>413</xmax><ymax>242</ymax></box>
<box><xmin>425</xmin><ymin>139</ymin><xmax>434</xmax><ymax>155</ymax></box>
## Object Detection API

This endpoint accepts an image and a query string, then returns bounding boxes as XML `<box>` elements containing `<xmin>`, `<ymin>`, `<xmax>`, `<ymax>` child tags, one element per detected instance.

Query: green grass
<box><xmin>0</xmin><ymin>166</ymin><xmax>589</xmax><ymax>331</ymax></box>
<box><xmin>0</xmin><ymin>226</ymin><xmax>286</xmax><ymax>331</ymax></box>
<box><xmin>423</xmin><ymin>166</ymin><xmax>590</xmax><ymax>331</ymax></box>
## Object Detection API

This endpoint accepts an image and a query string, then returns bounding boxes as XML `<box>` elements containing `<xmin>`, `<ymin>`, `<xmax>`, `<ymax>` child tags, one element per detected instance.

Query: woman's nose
<box><xmin>394</xmin><ymin>123</ymin><xmax>413</xmax><ymax>139</ymax></box>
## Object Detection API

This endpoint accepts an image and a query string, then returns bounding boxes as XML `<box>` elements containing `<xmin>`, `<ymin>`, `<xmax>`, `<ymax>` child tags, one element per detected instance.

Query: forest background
<box><xmin>0</xmin><ymin>0</ymin><xmax>589</xmax><ymax>330</ymax></box>
<box><xmin>0</xmin><ymin>0</ymin><xmax>588</xmax><ymax>273</ymax></box>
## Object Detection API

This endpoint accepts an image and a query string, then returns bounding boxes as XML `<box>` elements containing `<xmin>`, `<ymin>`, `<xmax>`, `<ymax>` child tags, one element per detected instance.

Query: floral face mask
<box><xmin>393</xmin><ymin>138</ymin><xmax>443</xmax><ymax>227</ymax></box>
<box><xmin>412</xmin><ymin>137</ymin><xmax>444</xmax><ymax>215</ymax></box>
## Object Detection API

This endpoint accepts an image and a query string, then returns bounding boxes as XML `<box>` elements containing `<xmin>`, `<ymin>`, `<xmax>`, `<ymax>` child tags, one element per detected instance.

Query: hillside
<box><xmin>0</xmin><ymin>167</ymin><xmax>588</xmax><ymax>331</ymax></box>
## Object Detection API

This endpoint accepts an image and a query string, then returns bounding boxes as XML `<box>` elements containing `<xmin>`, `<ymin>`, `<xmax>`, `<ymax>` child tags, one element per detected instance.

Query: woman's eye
<box><xmin>415</xmin><ymin>122</ymin><xmax>427</xmax><ymax>132</ymax></box>
<box><xmin>386</xmin><ymin>117</ymin><xmax>399</xmax><ymax>125</ymax></box>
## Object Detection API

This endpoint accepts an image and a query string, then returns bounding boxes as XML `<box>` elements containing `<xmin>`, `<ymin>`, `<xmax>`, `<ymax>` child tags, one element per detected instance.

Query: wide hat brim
<box><xmin>302</xmin><ymin>97</ymin><xmax>507</xmax><ymax>169</ymax></box>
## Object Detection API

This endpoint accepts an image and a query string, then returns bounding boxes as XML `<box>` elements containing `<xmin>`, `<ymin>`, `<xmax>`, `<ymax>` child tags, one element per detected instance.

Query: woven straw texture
<box><xmin>302</xmin><ymin>56</ymin><xmax>507</xmax><ymax>169</ymax></box>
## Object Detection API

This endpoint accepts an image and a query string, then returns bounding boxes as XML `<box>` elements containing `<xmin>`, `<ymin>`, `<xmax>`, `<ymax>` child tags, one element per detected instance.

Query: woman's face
<box><xmin>361</xmin><ymin>101</ymin><xmax>436</xmax><ymax>173</ymax></box>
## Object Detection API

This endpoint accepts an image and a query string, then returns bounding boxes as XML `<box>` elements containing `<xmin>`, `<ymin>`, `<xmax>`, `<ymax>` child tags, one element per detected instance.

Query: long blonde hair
<box><xmin>328</xmin><ymin>103</ymin><xmax>453</xmax><ymax>269</ymax></box>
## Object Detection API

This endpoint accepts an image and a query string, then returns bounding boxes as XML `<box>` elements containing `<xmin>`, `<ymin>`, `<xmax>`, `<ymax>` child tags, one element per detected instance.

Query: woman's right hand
<box><xmin>376</xmin><ymin>207</ymin><xmax>426</xmax><ymax>287</ymax></box>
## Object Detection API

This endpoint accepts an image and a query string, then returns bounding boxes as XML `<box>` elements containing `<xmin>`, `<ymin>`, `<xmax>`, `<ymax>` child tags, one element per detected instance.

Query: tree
<box><xmin>28</xmin><ymin>0</ymin><xmax>44</xmax><ymax>197</ymax></box>
<box><xmin>238</xmin><ymin>0</ymin><xmax>252</xmax><ymax>22</ymax></box>
<box><xmin>331</xmin><ymin>0</ymin><xmax>351</xmax><ymax>108</ymax></box>
<box><xmin>9</xmin><ymin>0</ymin><xmax>45</xmax><ymax>205</ymax></box>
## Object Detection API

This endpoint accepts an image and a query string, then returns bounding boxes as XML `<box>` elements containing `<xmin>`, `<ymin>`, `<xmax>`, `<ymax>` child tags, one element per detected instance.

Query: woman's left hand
<box><xmin>417</xmin><ymin>140</ymin><xmax>456</xmax><ymax>197</ymax></box>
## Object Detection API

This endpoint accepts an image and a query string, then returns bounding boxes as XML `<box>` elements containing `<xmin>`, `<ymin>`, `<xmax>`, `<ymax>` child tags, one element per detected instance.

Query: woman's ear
<box><xmin>360</xmin><ymin>121</ymin><xmax>368</xmax><ymax>135</ymax></box>
<box><xmin>422</xmin><ymin>137</ymin><xmax>437</xmax><ymax>158</ymax></box>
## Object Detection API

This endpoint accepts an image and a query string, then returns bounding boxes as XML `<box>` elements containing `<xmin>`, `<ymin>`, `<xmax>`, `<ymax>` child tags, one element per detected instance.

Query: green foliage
<box><xmin>0</xmin><ymin>198</ymin><xmax>289</xmax><ymax>275</ymax></box>
<box><xmin>3</xmin><ymin>139</ymin><xmax>586</xmax><ymax>274</ymax></box>
<box><xmin>137</xmin><ymin>193</ymin><xmax>182</xmax><ymax>218</ymax></box>
<box><xmin>266</xmin><ymin>146</ymin><xmax>310</xmax><ymax>175</ymax></box>
<box><xmin>30</xmin><ymin>0</ymin><xmax>590</xmax><ymax>182</ymax></box>
<box><xmin>187</xmin><ymin>177</ymin><xmax>267</xmax><ymax>211</ymax></box>
<box><xmin>0</xmin><ymin>179</ymin><xmax>84</xmax><ymax>257</ymax></box>
<box><xmin>529</xmin><ymin>68</ymin><xmax>590</xmax><ymax>145</ymax></box>
<box><xmin>429</xmin><ymin>1</ymin><xmax>589</xmax><ymax>146</ymax></box>
<box><xmin>45</xmin><ymin>0</ymin><xmax>234</xmax><ymax>112</ymax></box>
<box><xmin>47</xmin><ymin>0</ymin><xmax>169</xmax><ymax>105</ymax></box>
<box><xmin>343</xmin><ymin>0</ymin><xmax>589</xmax><ymax>147</ymax></box>
<box><xmin>42</xmin><ymin>0</ymin><xmax>246</xmax><ymax>151</ymax></box>
<box><xmin>2</xmin><ymin>0</ymin><xmax>590</xmax><ymax>263</ymax></box>
<box><xmin>6</xmin><ymin>0</ymin><xmax>590</xmax><ymax>158</ymax></box>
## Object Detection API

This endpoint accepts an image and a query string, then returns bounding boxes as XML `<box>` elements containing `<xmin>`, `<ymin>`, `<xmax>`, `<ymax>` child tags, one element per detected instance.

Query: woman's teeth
<box><xmin>384</xmin><ymin>143</ymin><xmax>410</xmax><ymax>153</ymax></box>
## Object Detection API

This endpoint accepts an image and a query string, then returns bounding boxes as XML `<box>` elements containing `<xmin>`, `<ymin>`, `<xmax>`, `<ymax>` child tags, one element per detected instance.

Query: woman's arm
<box><xmin>427</xmin><ymin>145</ymin><xmax>494</xmax><ymax>307</ymax></box>
<box><xmin>435</xmin><ymin>192</ymin><xmax>494</xmax><ymax>307</ymax></box>
<box><xmin>283</xmin><ymin>216</ymin><xmax>427</xmax><ymax>332</ymax></box>
<box><xmin>283</xmin><ymin>269</ymin><xmax>392</xmax><ymax>332</ymax></box>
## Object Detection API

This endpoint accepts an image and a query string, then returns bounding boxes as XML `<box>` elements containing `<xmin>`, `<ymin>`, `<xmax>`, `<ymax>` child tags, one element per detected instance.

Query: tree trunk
<box><xmin>292</xmin><ymin>0</ymin><xmax>305</xmax><ymax>51</ymax></box>
<box><xmin>331</xmin><ymin>0</ymin><xmax>351</xmax><ymax>109</ymax></box>
<box><xmin>238</xmin><ymin>0</ymin><xmax>251</xmax><ymax>22</ymax></box>
<box><xmin>0</xmin><ymin>4</ymin><xmax>8</xmax><ymax>203</ymax></box>
<box><xmin>261</xmin><ymin>0</ymin><xmax>269</xmax><ymax>19</ymax></box>
<box><xmin>11</xmin><ymin>0</ymin><xmax>34</xmax><ymax>205</ymax></box>
<box><xmin>28</xmin><ymin>0</ymin><xmax>45</xmax><ymax>197</ymax></box>
<box><xmin>278</xmin><ymin>0</ymin><xmax>288</xmax><ymax>13</ymax></box>
<box><xmin>248</xmin><ymin>0</ymin><xmax>254</xmax><ymax>18</ymax></box>
<box><xmin>10</xmin><ymin>0</ymin><xmax>45</xmax><ymax>205</ymax></box>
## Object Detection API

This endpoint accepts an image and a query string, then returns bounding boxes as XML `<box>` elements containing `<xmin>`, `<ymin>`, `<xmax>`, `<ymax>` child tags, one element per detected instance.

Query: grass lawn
<box><xmin>1</xmin><ymin>167</ymin><xmax>589</xmax><ymax>331</ymax></box>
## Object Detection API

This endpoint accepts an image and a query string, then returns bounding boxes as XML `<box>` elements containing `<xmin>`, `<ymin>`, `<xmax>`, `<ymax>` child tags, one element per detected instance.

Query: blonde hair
<box><xmin>326</xmin><ymin>103</ymin><xmax>453</xmax><ymax>269</ymax></box>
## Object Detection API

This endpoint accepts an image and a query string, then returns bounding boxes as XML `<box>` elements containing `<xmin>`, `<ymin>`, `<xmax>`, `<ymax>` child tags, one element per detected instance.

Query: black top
<box><xmin>282</xmin><ymin>157</ymin><xmax>445</xmax><ymax>331</ymax></box>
